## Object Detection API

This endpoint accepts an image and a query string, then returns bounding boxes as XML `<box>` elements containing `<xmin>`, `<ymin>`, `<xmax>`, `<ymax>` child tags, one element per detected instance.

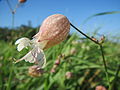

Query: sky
<box><xmin>0</xmin><ymin>0</ymin><xmax>120</xmax><ymax>36</ymax></box>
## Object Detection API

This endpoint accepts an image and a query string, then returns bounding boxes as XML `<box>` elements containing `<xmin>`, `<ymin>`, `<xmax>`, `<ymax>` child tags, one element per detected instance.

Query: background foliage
<box><xmin>0</xmin><ymin>25</ymin><xmax>120</xmax><ymax>90</ymax></box>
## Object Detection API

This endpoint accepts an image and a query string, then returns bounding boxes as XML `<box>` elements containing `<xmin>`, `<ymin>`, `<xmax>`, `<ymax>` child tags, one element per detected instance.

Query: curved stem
<box><xmin>70</xmin><ymin>23</ymin><xmax>110</xmax><ymax>86</ymax></box>
<box><xmin>70</xmin><ymin>23</ymin><xmax>99</xmax><ymax>44</ymax></box>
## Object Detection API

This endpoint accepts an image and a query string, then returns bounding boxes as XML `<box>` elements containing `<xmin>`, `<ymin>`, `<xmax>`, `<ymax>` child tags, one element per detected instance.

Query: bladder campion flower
<box><xmin>15</xmin><ymin>14</ymin><xmax>70</xmax><ymax>68</ymax></box>
<box><xmin>95</xmin><ymin>85</ymin><xmax>106</xmax><ymax>90</ymax></box>
<box><xmin>19</xmin><ymin>0</ymin><xmax>27</xmax><ymax>3</ymax></box>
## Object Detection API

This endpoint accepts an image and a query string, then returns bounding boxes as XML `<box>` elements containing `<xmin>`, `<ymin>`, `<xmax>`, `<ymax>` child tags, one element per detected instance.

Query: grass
<box><xmin>0</xmin><ymin>31</ymin><xmax>120</xmax><ymax>90</ymax></box>
<box><xmin>1</xmin><ymin>2</ymin><xmax>120</xmax><ymax>88</ymax></box>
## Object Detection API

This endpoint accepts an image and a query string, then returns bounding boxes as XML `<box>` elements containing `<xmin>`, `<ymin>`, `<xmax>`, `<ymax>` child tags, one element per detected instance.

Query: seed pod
<box><xmin>34</xmin><ymin>14</ymin><xmax>70</xmax><ymax>49</ymax></box>
<box><xmin>19</xmin><ymin>0</ymin><xmax>27</xmax><ymax>3</ymax></box>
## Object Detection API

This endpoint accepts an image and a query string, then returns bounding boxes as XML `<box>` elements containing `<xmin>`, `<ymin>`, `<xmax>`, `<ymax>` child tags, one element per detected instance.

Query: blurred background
<box><xmin>0</xmin><ymin>0</ymin><xmax>120</xmax><ymax>35</ymax></box>
<box><xmin>0</xmin><ymin>0</ymin><xmax>120</xmax><ymax>90</ymax></box>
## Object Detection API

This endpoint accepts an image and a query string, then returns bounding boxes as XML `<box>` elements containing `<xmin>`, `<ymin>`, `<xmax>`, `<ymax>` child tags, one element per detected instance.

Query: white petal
<box><xmin>17</xmin><ymin>43</ymin><xmax>25</xmax><ymax>52</ymax></box>
<box><xmin>20</xmin><ymin>47</ymin><xmax>46</xmax><ymax>68</ymax></box>
<box><xmin>15</xmin><ymin>37</ymin><xmax>31</xmax><ymax>51</ymax></box>
<box><xmin>15</xmin><ymin>37</ymin><xmax>30</xmax><ymax>45</ymax></box>
<box><xmin>36</xmin><ymin>48</ymin><xmax>46</xmax><ymax>68</ymax></box>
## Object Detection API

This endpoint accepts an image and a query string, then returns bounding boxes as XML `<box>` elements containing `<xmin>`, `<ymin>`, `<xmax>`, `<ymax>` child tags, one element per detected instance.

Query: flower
<box><xmin>15</xmin><ymin>14</ymin><xmax>70</xmax><ymax>68</ymax></box>
<box><xmin>95</xmin><ymin>85</ymin><xmax>106</xmax><ymax>90</ymax></box>
<box><xmin>19</xmin><ymin>0</ymin><xmax>27</xmax><ymax>3</ymax></box>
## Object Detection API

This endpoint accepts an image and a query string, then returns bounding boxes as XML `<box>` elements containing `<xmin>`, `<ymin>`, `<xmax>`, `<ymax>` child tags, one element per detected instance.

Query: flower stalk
<box><xmin>99</xmin><ymin>44</ymin><xmax>110</xmax><ymax>85</ymax></box>
<box><xmin>70</xmin><ymin>23</ymin><xmax>110</xmax><ymax>87</ymax></box>
<box><xmin>6</xmin><ymin>0</ymin><xmax>25</xmax><ymax>28</ymax></box>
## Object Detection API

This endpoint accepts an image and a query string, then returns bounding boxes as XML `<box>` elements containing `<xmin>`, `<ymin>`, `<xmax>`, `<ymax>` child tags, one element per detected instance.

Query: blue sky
<box><xmin>0</xmin><ymin>0</ymin><xmax>120</xmax><ymax>36</ymax></box>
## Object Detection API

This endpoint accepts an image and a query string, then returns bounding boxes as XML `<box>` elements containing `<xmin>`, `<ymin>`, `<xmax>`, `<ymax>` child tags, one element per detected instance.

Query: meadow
<box><xmin>0</xmin><ymin>26</ymin><xmax>120</xmax><ymax>90</ymax></box>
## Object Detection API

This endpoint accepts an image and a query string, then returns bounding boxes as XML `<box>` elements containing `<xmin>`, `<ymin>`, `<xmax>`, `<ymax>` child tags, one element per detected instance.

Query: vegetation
<box><xmin>1</xmin><ymin>1</ymin><xmax>120</xmax><ymax>89</ymax></box>
<box><xmin>0</xmin><ymin>26</ymin><xmax>120</xmax><ymax>90</ymax></box>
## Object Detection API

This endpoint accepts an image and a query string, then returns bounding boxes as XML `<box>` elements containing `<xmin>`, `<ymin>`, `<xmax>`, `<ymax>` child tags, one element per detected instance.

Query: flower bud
<box><xmin>91</xmin><ymin>36</ymin><xmax>98</xmax><ymax>42</ymax></box>
<box><xmin>34</xmin><ymin>14</ymin><xmax>70</xmax><ymax>49</ymax></box>
<box><xmin>95</xmin><ymin>85</ymin><xmax>106</xmax><ymax>90</ymax></box>
<box><xmin>28</xmin><ymin>65</ymin><xmax>44</xmax><ymax>77</ymax></box>
<box><xmin>99</xmin><ymin>35</ymin><xmax>105</xmax><ymax>44</ymax></box>
<box><xmin>55</xmin><ymin>59</ymin><xmax>60</xmax><ymax>65</ymax></box>
<box><xmin>50</xmin><ymin>68</ymin><xmax>56</xmax><ymax>73</ymax></box>
<box><xmin>19</xmin><ymin>0</ymin><xmax>27</xmax><ymax>3</ymax></box>
<box><xmin>70</xmin><ymin>48</ymin><xmax>77</xmax><ymax>54</ymax></box>
<box><xmin>65</xmin><ymin>72</ymin><xmax>73</xmax><ymax>79</ymax></box>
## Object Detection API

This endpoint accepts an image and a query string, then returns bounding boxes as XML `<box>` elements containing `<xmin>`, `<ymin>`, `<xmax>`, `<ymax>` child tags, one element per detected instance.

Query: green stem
<box><xmin>109</xmin><ymin>64</ymin><xmax>120</xmax><ymax>90</ymax></box>
<box><xmin>6</xmin><ymin>0</ymin><xmax>13</xmax><ymax>12</ymax></box>
<box><xmin>6</xmin><ymin>64</ymin><xmax>14</xmax><ymax>90</ymax></box>
<box><xmin>70</xmin><ymin>23</ymin><xmax>110</xmax><ymax>86</ymax></box>
<box><xmin>99</xmin><ymin>44</ymin><xmax>110</xmax><ymax>85</ymax></box>
<box><xmin>12</xmin><ymin>13</ymin><xmax>15</xmax><ymax>29</ymax></box>
<box><xmin>70</xmin><ymin>23</ymin><xmax>99</xmax><ymax>44</ymax></box>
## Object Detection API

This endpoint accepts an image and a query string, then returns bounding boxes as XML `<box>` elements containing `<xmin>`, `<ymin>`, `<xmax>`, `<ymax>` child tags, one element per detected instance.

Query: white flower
<box><xmin>15</xmin><ymin>37</ymin><xmax>31</xmax><ymax>51</ymax></box>
<box><xmin>15</xmin><ymin>14</ymin><xmax>70</xmax><ymax>68</ymax></box>
<box><xmin>15</xmin><ymin>37</ymin><xmax>48</xmax><ymax>68</ymax></box>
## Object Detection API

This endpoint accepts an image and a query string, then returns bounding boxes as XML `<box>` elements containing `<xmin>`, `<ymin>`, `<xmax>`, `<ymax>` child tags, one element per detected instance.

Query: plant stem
<box><xmin>109</xmin><ymin>64</ymin><xmax>120</xmax><ymax>90</ymax></box>
<box><xmin>70</xmin><ymin>23</ymin><xmax>99</xmax><ymax>44</ymax></box>
<box><xmin>6</xmin><ymin>0</ymin><xmax>15</xmax><ymax>29</ymax></box>
<box><xmin>12</xmin><ymin>13</ymin><xmax>15</xmax><ymax>29</ymax></box>
<box><xmin>6</xmin><ymin>0</ymin><xmax>13</xmax><ymax>13</ymax></box>
<box><xmin>99</xmin><ymin>44</ymin><xmax>110</xmax><ymax>85</ymax></box>
<box><xmin>70</xmin><ymin>23</ymin><xmax>110</xmax><ymax>86</ymax></box>
<box><xmin>6</xmin><ymin>64</ymin><xmax>14</xmax><ymax>90</ymax></box>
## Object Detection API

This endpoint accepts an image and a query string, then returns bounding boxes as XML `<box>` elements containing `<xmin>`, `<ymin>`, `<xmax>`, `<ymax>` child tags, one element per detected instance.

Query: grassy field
<box><xmin>0</xmin><ymin>28</ymin><xmax>120</xmax><ymax>90</ymax></box>
<box><xmin>1</xmin><ymin>0</ymin><xmax>120</xmax><ymax>89</ymax></box>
